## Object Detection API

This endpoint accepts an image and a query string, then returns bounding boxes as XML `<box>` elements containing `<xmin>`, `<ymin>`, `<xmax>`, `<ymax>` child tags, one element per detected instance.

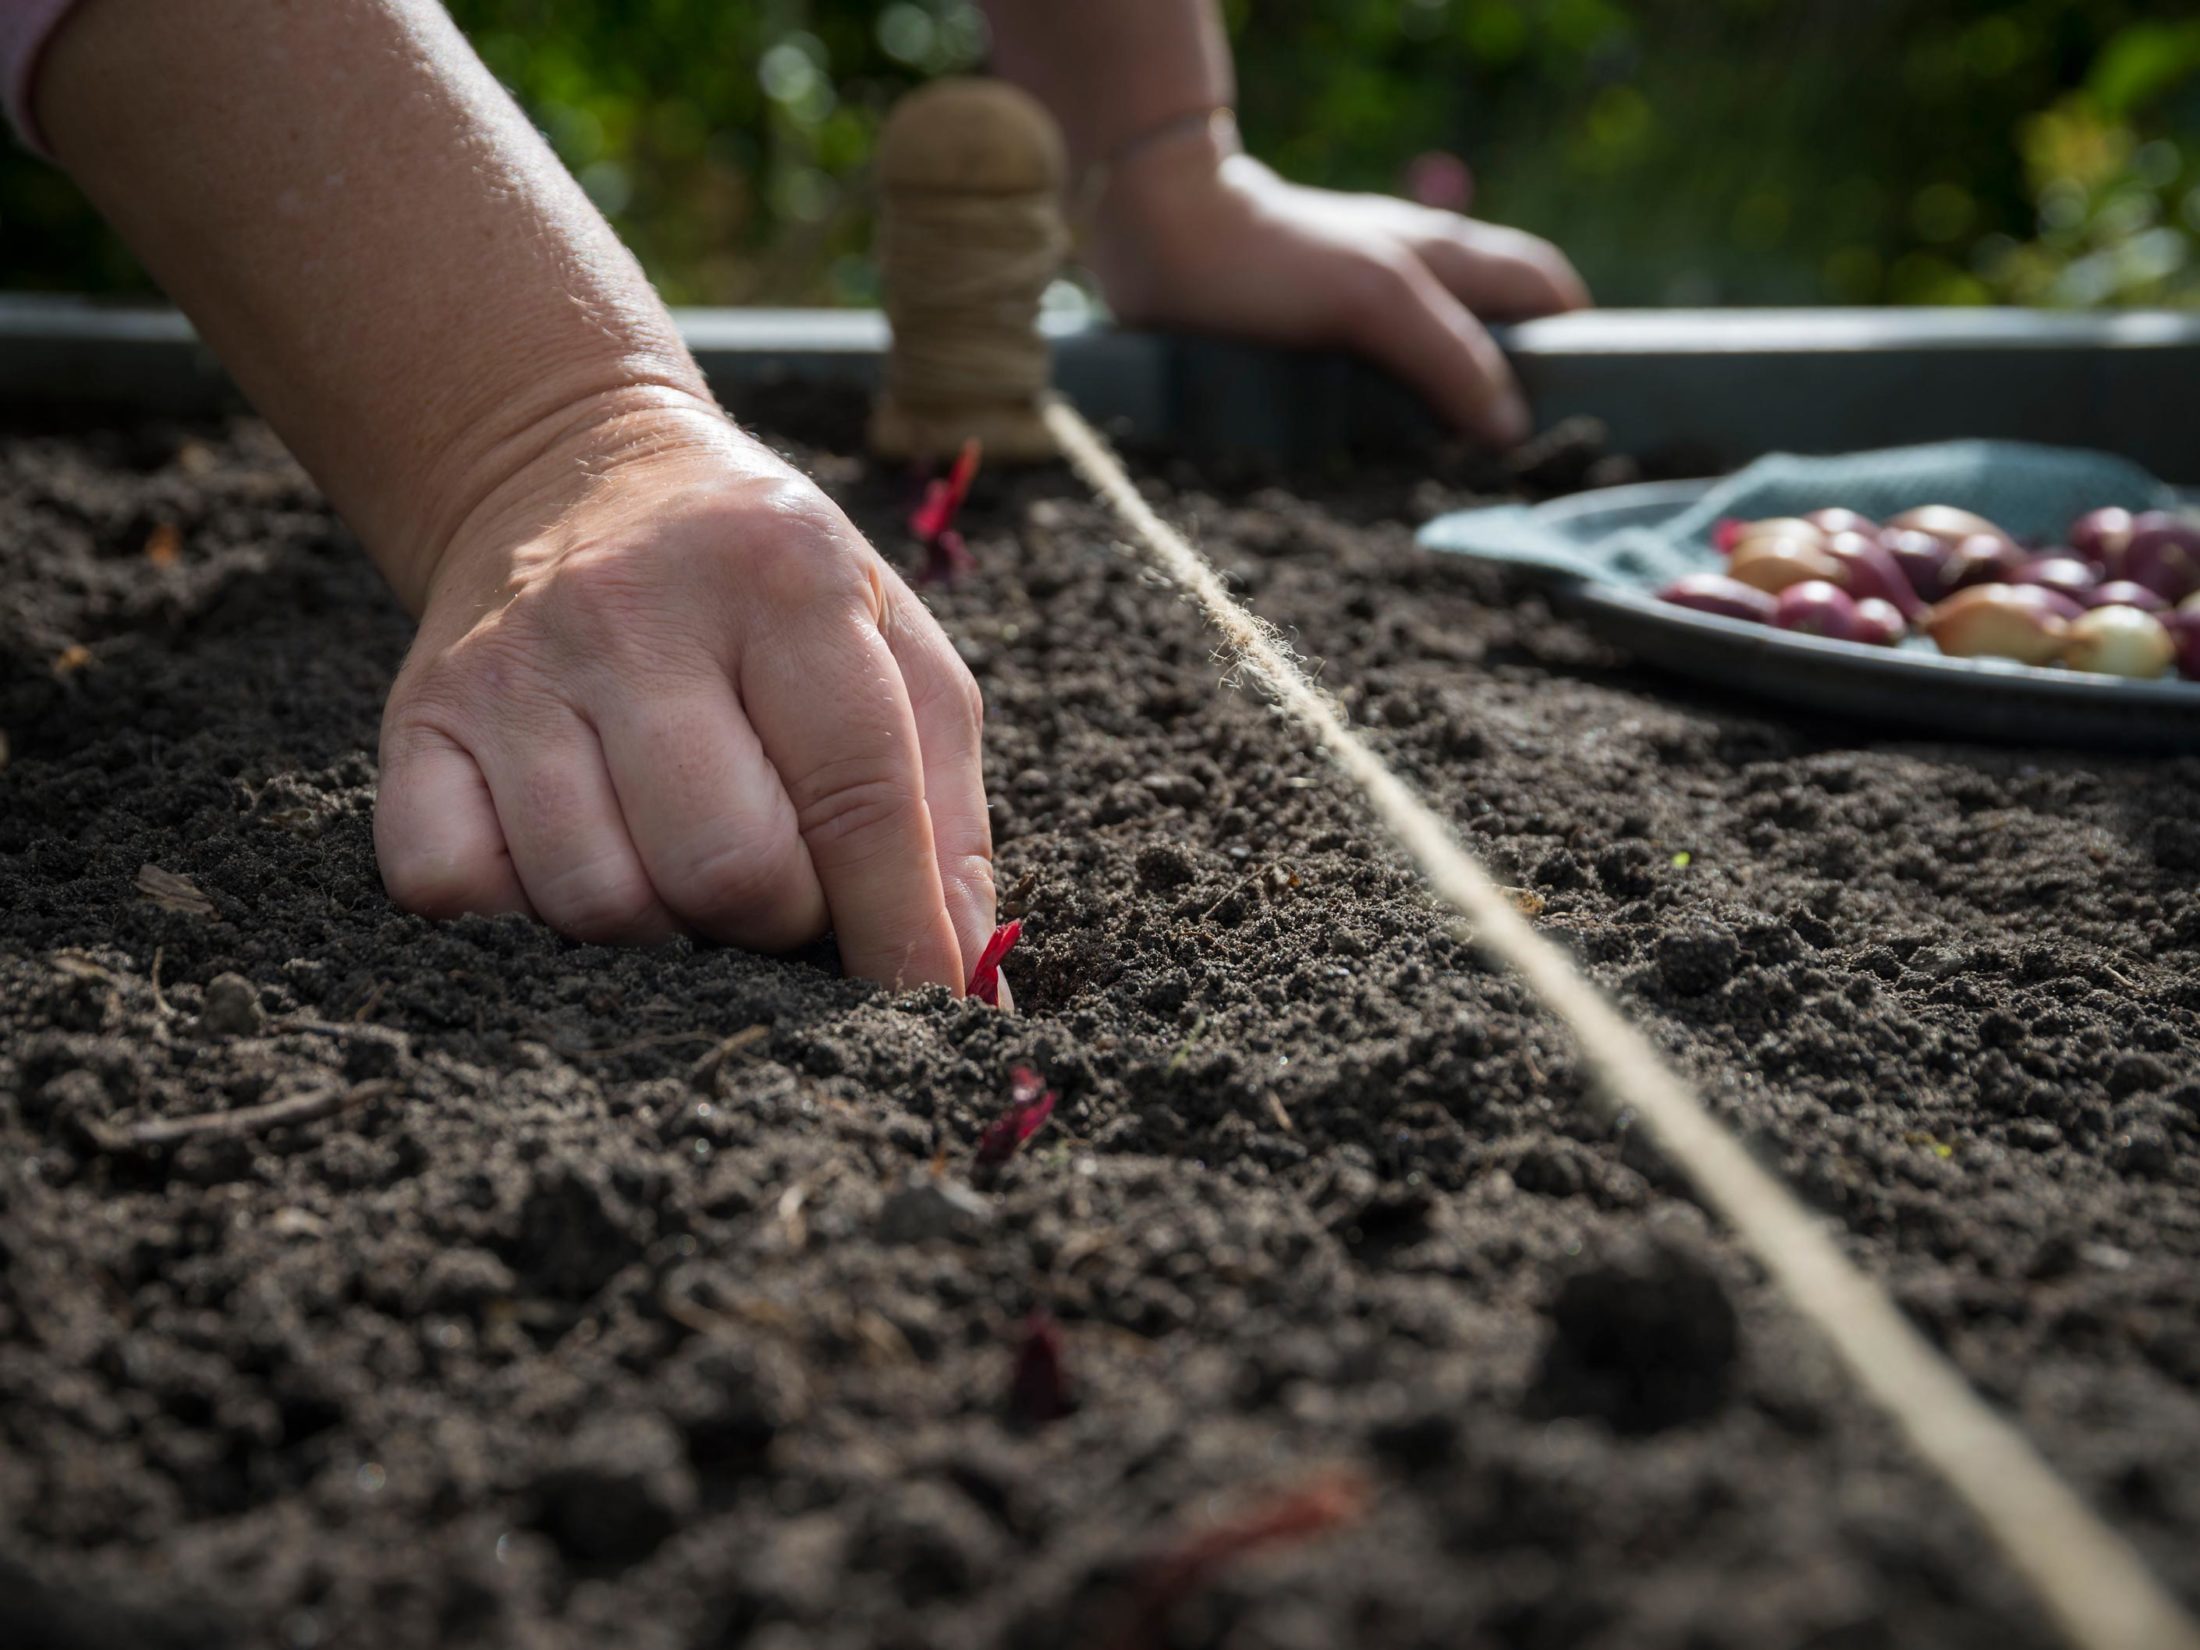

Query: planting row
<box><xmin>1659</xmin><ymin>505</ymin><xmax>2200</xmax><ymax>680</ymax></box>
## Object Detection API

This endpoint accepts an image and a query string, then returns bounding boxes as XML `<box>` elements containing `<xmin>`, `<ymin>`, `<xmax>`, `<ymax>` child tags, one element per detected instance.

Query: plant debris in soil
<box><xmin>973</xmin><ymin>1064</ymin><xmax>1056</xmax><ymax>1173</ymax></box>
<box><xmin>910</xmin><ymin>436</ymin><xmax>982</xmax><ymax>584</ymax></box>
<box><xmin>1</xmin><ymin>392</ymin><xmax>2197</xmax><ymax>1650</ymax></box>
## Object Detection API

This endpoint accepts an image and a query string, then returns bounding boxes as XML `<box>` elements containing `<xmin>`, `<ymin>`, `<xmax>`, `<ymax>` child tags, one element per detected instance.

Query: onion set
<box><xmin>1666</xmin><ymin>500</ymin><xmax>2200</xmax><ymax>682</ymax></box>
<box><xmin>1727</xmin><ymin>535</ymin><xmax>1846</xmax><ymax>594</ymax></box>
<box><xmin>1773</xmin><ymin>580</ymin><xmax>1860</xmax><ymax>640</ymax></box>
<box><xmin>2061</xmin><ymin>606</ymin><xmax>2173</xmax><ymax>679</ymax></box>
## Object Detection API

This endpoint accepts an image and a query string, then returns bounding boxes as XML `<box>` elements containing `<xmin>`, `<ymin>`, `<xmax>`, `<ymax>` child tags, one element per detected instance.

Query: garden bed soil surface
<box><xmin>2</xmin><ymin>394</ymin><xmax>2197</xmax><ymax>1650</ymax></box>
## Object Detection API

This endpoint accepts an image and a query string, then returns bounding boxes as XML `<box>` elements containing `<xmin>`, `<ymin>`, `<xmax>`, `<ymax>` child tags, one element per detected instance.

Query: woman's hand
<box><xmin>38</xmin><ymin>0</ymin><xmax>992</xmax><ymax>990</ymax></box>
<box><xmin>376</xmin><ymin>393</ymin><xmax>992</xmax><ymax>991</ymax></box>
<box><xmin>1088</xmin><ymin>140</ymin><xmax>1590</xmax><ymax>448</ymax></box>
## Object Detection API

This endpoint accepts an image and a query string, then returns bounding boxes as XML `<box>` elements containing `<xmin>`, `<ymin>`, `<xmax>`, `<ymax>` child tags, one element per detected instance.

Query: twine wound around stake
<box><xmin>871</xmin><ymin>79</ymin><xmax>1068</xmax><ymax>463</ymax></box>
<box><xmin>878</xmin><ymin>195</ymin><xmax>1064</xmax><ymax>407</ymax></box>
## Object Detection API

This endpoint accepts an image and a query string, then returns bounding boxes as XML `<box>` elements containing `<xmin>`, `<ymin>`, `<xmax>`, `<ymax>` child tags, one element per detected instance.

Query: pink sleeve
<box><xmin>1</xmin><ymin>0</ymin><xmax>85</xmax><ymax>154</ymax></box>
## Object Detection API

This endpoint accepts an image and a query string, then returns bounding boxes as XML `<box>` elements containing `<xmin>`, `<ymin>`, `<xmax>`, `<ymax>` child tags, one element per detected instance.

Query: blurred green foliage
<box><xmin>2</xmin><ymin>1</ymin><xmax>2195</xmax><ymax>309</ymax></box>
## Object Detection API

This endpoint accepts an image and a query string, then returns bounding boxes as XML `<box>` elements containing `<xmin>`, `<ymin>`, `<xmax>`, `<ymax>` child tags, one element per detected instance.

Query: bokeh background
<box><xmin>4</xmin><ymin>0</ymin><xmax>2196</xmax><ymax>310</ymax></box>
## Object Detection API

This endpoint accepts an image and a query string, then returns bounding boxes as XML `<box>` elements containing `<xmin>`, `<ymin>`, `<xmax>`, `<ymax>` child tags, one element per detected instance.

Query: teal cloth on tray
<box><xmin>1416</xmin><ymin>439</ymin><xmax>2178</xmax><ymax>588</ymax></box>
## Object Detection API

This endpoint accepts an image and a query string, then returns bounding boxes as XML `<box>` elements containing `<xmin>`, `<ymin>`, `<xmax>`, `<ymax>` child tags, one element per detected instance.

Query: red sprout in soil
<box><xmin>974</xmin><ymin>1063</ymin><xmax>1055</xmax><ymax>1169</ymax></box>
<box><xmin>909</xmin><ymin>437</ymin><xmax>982</xmax><ymax>582</ymax></box>
<box><xmin>1007</xmin><ymin>1309</ymin><xmax>1073</xmax><ymax>1425</ymax></box>
<box><xmin>966</xmin><ymin>918</ymin><xmax>1020</xmax><ymax>1005</ymax></box>
<box><xmin>1114</xmin><ymin>1468</ymin><xmax>1374</xmax><ymax>1650</ymax></box>
<box><xmin>922</xmin><ymin>528</ymin><xmax>976</xmax><ymax>583</ymax></box>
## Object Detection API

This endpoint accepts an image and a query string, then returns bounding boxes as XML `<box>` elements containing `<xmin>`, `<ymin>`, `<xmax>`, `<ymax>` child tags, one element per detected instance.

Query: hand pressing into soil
<box><xmin>983</xmin><ymin>0</ymin><xmax>1589</xmax><ymax>449</ymax></box>
<box><xmin>32</xmin><ymin>0</ymin><xmax>992</xmax><ymax>990</ymax></box>
<box><xmin>376</xmin><ymin>397</ymin><xmax>991</xmax><ymax>983</ymax></box>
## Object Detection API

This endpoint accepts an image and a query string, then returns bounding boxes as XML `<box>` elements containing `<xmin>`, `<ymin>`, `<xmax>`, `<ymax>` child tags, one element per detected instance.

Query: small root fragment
<box><xmin>95</xmin><ymin>1079</ymin><xmax>397</xmax><ymax>1151</ymax></box>
<box><xmin>688</xmin><ymin>1024</ymin><xmax>770</xmax><ymax>1088</ymax></box>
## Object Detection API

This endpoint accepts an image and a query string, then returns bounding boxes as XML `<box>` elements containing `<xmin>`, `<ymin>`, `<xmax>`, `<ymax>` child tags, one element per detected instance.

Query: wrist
<box><xmin>1083</xmin><ymin>113</ymin><xmax>1264</xmax><ymax>320</ymax></box>
<box><xmin>1085</xmin><ymin>107</ymin><xmax>1242</xmax><ymax>237</ymax></box>
<box><xmin>397</xmin><ymin>375</ymin><xmax>742</xmax><ymax>617</ymax></box>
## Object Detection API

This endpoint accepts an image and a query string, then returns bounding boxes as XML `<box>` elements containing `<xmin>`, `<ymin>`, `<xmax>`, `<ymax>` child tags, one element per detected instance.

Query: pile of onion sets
<box><xmin>1658</xmin><ymin>505</ymin><xmax>2200</xmax><ymax>681</ymax></box>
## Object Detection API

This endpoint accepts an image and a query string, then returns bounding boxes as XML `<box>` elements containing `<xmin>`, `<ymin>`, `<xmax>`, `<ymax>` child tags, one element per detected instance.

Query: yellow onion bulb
<box><xmin>1732</xmin><ymin>516</ymin><xmax>1828</xmax><ymax>550</ymax></box>
<box><xmin>2061</xmin><ymin>605</ymin><xmax>2174</xmax><ymax>679</ymax></box>
<box><xmin>1888</xmin><ymin>504</ymin><xmax>2011</xmax><ymax>549</ymax></box>
<box><xmin>1727</xmin><ymin>537</ymin><xmax>1847</xmax><ymax>595</ymax></box>
<box><xmin>1925</xmin><ymin>584</ymin><xmax>2070</xmax><ymax>665</ymax></box>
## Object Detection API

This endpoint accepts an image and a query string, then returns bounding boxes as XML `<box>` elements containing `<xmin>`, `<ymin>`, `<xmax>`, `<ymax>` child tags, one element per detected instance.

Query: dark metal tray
<box><xmin>1451</xmin><ymin>478</ymin><xmax>2200</xmax><ymax>754</ymax></box>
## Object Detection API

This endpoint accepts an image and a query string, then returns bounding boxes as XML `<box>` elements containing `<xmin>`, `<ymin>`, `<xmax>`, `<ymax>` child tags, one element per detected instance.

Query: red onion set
<box><xmin>1657</xmin><ymin>504</ymin><xmax>2200</xmax><ymax>682</ymax></box>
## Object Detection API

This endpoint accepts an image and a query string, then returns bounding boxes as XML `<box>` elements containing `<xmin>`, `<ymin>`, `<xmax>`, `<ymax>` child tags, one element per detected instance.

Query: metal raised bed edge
<box><xmin>3</xmin><ymin>294</ymin><xmax>2196</xmax><ymax>478</ymax></box>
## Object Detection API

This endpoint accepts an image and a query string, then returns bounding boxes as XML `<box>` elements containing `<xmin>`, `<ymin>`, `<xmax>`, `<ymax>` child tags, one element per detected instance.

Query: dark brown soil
<box><xmin>3</xmin><ymin>393</ymin><xmax>2197</xmax><ymax>1650</ymax></box>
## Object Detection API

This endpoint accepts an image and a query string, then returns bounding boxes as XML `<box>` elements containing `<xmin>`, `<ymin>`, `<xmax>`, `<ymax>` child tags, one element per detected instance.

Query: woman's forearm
<box><xmin>36</xmin><ymin>0</ymin><xmax>716</xmax><ymax>612</ymax></box>
<box><xmin>981</xmin><ymin>0</ymin><xmax>1233</xmax><ymax>172</ymax></box>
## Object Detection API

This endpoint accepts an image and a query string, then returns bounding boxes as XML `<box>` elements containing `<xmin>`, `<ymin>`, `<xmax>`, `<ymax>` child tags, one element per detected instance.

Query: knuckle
<box><xmin>1482</xmin><ymin>228</ymin><xmax>1589</xmax><ymax>306</ymax></box>
<box><xmin>385</xmin><ymin>648</ymin><xmax>480</xmax><ymax>726</ymax></box>
<box><xmin>372</xmin><ymin>726</ymin><xmax>502</xmax><ymax>923</ymax></box>
<box><xmin>1336</xmin><ymin>248</ymin><xmax>1419</xmax><ymax>320</ymax></box>
<box><xmin>748</xmin><ymin>474</ymin><xmax>855</xmax><ymax>541</ymax></box>
<box><xmin>538</xmin><ymin>548</ymin><xmax>690</xmax><ymax>665</ymax></box>
<box><xmin>669</xmin><ymin>835</ymin><xmax>795</xmax><ymax>921</ymax></box>
<box><xmin>669</xmin><ymin>839</ymin><xmax>823</xmax><ymax>950</ymax></box>
<box><xmin>733</xmin><ymin>482</ymin><xmax>873</xmax><ymax>608</ymax></box>
<box><xmin>1416</xmin><ymin>229</ymin><xmax>1478</xmax><ymax>280</ymax></box>
<box><xmin>789</xmin><ymin>766</ymin><xmax>927</xmax><ymax>861</ymax></box>
<box><xmin>952</xmin><ymin>666</ymin><xmax>986</xmax><ymax>742</ymax></box>
<box><xmin>515</xmin><ymin>758</ymin><xmax>590</xmax><ymax>835</ymax></box>
<box><xmin>537</xmin><ymin>864</ymin><xmax>662</xmax><ymax>944</ymax></box>
<box><xmin>547</xmin><ymin>543</ymin><xmax>657</xmax><ymax>615</ymax></box>
<box><xmin>948</xmin><ymin>846</ymin><xmax>997</xmax><ymax>910</ymax></box>
<box><xmin>401</xmin><ymin>623</ymin><xmax>555</xmax><ymax>727</ymax></box>
<box><xmin>910</xmin><ymin>656</ymin><xmax>985</xmax><ymax>748</ymax></box>
<box><xmin>1548</xmin><ymin>256</ymin><xmax>1592</xmax><ymax>308</ymax></box>
<box><xmin>742</xmin><ymin>525</ymin><xmax>871</xmax><ymax>614</ymax></box>
<box><xmin>378</xmin><ymin>839</ymin><xmax>485</xmax><ymax>922</ymax></box>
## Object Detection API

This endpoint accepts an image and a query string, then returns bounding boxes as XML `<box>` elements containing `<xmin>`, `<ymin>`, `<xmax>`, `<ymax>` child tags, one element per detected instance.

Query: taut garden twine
<box><xmin>864</xmin><ymin>73</ymin><xmax>2198</xmax><ymax>1650</ymax></box>
<box><xmin>1044</xmin><ymin>397</ymin><xmax>2200</xmax><ymax>1650</ymax></box>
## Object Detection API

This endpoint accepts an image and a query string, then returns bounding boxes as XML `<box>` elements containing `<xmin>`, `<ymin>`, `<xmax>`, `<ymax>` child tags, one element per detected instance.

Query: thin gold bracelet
<box><xmin>1073</xmin><ymin>106</ymin><xmax>1240</xmax><ymax>229</ymax></box>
